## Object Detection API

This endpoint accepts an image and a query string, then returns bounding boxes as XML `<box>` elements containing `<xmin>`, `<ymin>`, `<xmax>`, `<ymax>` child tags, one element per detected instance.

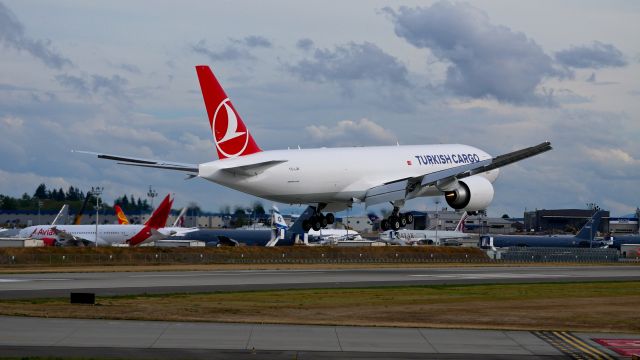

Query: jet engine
<box><xmin>443</xmin><ymin>175</ymin><xmax>494</xmax><ymax>211</ymax></box>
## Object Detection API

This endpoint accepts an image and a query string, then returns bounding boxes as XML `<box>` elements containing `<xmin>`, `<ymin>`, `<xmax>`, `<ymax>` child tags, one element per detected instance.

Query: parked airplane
<box><xmin>79</xmin><ymin>65</ymin><xmax>552</xmax><ymax>233</ymax></box>
<box><xmin>380</xmin><ymin>212</ymin><xmax>470</xmax><ymax>245</ymax></box>
<box><xmin>115</xmin><ymin>204</ymin><xmax>197</xmax><ymax>237</ymax></box>
<box><xmin>479</xmin><ymin>211</ymin><xmax>607</xmax><ymax>249</ymax></box>
<box><xmin>307</xmin><ymin>228</ymin><xmax>362</xmax><ymax>242</ymax></box>
<box><xmin>608</xmin><ymin>234</ymin><xmax>640</xmax><ymax>249</ymax></box>
<box><xmin>170</xmin><ymin>205</ymin><xmax>298</xmax><ymax>246</ymax></box>
<box><xmin>18</xmin><ymin>195</ymin><xmax>174</xmax><ymax>246</ymax></box>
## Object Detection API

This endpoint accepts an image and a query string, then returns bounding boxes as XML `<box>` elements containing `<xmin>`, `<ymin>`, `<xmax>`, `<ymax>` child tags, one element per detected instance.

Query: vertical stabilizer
<box><xmin>575</xmin><ymin>210</ymin><xmax>605</xmax><ymax>241</ymax></box>
<box><xmin>51</xmin><ymin>204</ymin><xmax>69</xmax><ymax>225</ymax></box>
<box><xmin>454</xmin><ymin>212</ymin><xmax>468</xmax><ymax>233</ymax></box>
<box><xmin>195</xmin><ymin>65</ymin><xmax>262</xmax><ymax>160</ymax></box>
<box><xmin>114</xmin><ymin>205</ymin><xmax>130</xmax><ymax>225</ymax></box>
<box><xmin>145</xmin><ymin>195</ymin><xmax>173</xmax><ymax>229</ymax></box>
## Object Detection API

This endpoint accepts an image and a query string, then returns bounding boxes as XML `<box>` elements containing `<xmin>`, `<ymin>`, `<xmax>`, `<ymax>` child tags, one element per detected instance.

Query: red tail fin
<box><xmin>145</xmin><ymin>194</ymin><xmax>172</xmax><ymax>229</ymax></box>
<box><xmin>114</xmin><ymin>205</ymin><xmax>129</xmax><ymax>225</ymax></box>
<box><xmin>195</xmin><ymin>65</ymin><xmax>262</xmax><ymax>160</ymax></box>
<box><xmin>455</xmin><ymin>212</ymin><xmax>468</xmax><ymax>233</ymax></box>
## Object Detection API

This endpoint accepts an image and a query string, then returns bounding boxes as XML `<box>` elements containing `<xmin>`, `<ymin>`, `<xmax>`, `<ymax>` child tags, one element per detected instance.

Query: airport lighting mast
<box><xmin>146</xmin><ymin>185</ymin><xmax>158</xmax><ymax>224</ymax></box>
<box><xmin>147</xmin><ymin>185</ymin><xmax>158</xmax><ymax>211</ymax></box>
<box><xmin>91</xmin><ymin>186</ymin><xmax>103</xmax><ymax>248</ymax></box>
<box><xmin>435</xmin><ymin>199</ymin><xmax>440</xmax><ymax>245</ymax></box>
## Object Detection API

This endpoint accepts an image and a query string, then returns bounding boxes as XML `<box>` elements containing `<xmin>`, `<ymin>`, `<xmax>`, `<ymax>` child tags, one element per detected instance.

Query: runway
<box><xmin>0</xmin><ymin>315</ymin><xmax>628</xmax><ymax>359</ymax></box>
<box><xmin>1</xmin><ymin>265</ymin><xmax>639</xmax><ymax>299</ymax></box>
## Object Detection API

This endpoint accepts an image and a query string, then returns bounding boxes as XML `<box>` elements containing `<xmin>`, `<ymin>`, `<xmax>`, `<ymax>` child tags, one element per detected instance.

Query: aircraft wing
<box><xmin>159</xmin><ymin>227</ymin><xmax>199</xmax><ymax>237</ymax></box>
<box><xmin>364</xmin><ymin>141</ymin><xmax>552</xmax><ymax>207</ymax></box>
<box><xmin>73</xmin><ymin>151</ymin><xmax>199</xmax><ymax>174</ymax></box>
<box><xmin>51</xmin><ymin>227</ymin><xmax>95</xmax><ymax>246</ymax></box>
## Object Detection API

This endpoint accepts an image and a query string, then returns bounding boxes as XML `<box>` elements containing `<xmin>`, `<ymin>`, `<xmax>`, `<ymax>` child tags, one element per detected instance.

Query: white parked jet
<box><xmin>380</xmin><ymin>212</ymin><xmax>470</xmax><ymax>245</ymax></box>
<box><xmin>79</xmin><ymin>65</ymin><xmax>552</xmax><ymax>233</ymax></box>
<box><xmin>19</xmin><ymin>195</ymin><xmax>174</xmax><ymax>246</ymax></box>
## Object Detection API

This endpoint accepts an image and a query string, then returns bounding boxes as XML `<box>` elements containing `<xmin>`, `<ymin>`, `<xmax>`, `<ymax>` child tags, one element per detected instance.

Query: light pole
<box><xmin>435</xmin><ymin>199</ymin><xmax>440</xmax><ymax>245</ymax></box>
<box><xmin>146</xmin><ymin>185</ymin><xmax>157</xmax><ymax>224</ymax></box>
<box><xmin>36</xmin><ymin>198</ymin><xmax>43</xmax><ymax>225</ymax></box>
<box><xmin>91</xmin><ymin>186</ymin><xmax>103</xmax><ymax>248</ymax></box>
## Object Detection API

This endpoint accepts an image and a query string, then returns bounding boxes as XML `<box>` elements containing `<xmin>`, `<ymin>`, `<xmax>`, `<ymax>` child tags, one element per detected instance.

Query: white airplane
<box><xmin>308</xmin><ymin>228</ymin><xmax>362</xmax><ymax>242</ymax></box>
<box><xmin>18</xmin><ymin>194</ymin><xmax>174</xmax><ymax>246</ymax></box>
<box><xmin>79</xmin><ymin>65</ymin><xmax>552</xmax><ymax>233</ymax></box>
<box><xmin>380</xmin><ymin>212</ymin><xmax>470</xmax><ymax>245</ymax></box>
<box><xmin>115</xmin><ymin>204</ymin><xmax>197</xmax><ymax>237</ymax></box>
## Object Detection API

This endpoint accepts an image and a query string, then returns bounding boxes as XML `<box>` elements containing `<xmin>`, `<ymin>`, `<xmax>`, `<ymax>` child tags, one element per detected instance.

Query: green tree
<box><xmin>252</xmin><ymin>201</ymin><xmax>265</xmax><ymax>216</ymax></box>
<box><xmin>0</xmin><ymin>196</ymin><xmax>18</xmax><ymax>211</ymax></box>
<box><xmin>33</xmin><ymin>184</ymin><xmax>47</xmax><ymax>199</ymax></box>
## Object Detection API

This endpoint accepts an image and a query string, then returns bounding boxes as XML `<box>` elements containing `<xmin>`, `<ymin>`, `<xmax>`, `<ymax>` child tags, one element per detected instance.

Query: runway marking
<box><xmin>0</xmin><ymin>278</ymin><xmax>70</xmax><ymax>282</ymax></box>
<box><xmin>535</xmin><ymin>331</ymin><xmax>615</xmax><ymax>360</ymax></box>
<box><xmin>409</xmin><ymin>273</ymin><xmax>568</xmax><ymax>279</ymax></box>
<box><xmin>129</xmin><ymin>271</ymin><xmax>323</xmax><ymax>278</ymax></box>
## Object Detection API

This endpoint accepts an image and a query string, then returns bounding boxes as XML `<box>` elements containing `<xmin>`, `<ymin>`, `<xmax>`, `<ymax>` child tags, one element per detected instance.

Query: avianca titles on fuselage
<box><xmin>19</xmin><ymin>195</ymin><xmax>173</xmax><ymax>246</ymax></box>
<box><xmin>81</xmin><ymin>65</ymin><xmax>552</xmax><ymax>232</ymax></box>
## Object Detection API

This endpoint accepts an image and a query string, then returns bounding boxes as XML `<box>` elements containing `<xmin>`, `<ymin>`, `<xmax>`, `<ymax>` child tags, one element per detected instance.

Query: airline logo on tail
<box><xmin>272</xmin><ymin>206</ymin><xmax>289</xmax><ymax>230</ymax></box>
<box><xmin>213</xmin><ymin>99</ymin><xmax>250</xmax><ymax>158</ymax></box>
<box><xmin>454</xmin><ymin>212</ymin><xmax>468</xmax><ymax>233</ymax></box>
<box><xmin>196</xmin><ymin>65</ymin><xmax>261</xmax><ymax>159</ymax></box>
<box><xmin>114</xmin><ymin>205</ymin><xmax>129</xmax><ymax>225</ymax></box>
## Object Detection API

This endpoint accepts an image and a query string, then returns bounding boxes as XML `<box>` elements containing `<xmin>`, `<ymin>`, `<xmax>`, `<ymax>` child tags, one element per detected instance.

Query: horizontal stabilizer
<box><xmin>221</xmin><ymin>160</ymin><xmax>287</xmax><ymax>176</ymax></box>
<box><xmin>73</xmin><ymin>150</ymin><xmax>198</xmax><ymax>173</ymax></box>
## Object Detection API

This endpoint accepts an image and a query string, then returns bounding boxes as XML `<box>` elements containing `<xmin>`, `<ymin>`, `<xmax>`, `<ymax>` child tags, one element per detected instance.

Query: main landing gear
<box><xmin>302</xmin><ymin>211</ymin><xmax>335</xmax><ymax>232</ymax></box>
<box><xmin>380</xmin><ymin>206</ymin><xmax>413</xmax><ymax>231</ymax></box>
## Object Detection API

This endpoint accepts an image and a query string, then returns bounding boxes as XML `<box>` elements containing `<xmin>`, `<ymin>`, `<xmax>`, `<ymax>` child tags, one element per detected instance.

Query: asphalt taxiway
<box><xmin>1</xmin><ymin>265</ymin><xmax>639</xmax><ymax>299</ymax></box>
<box><xmin>0</xmin><ymin>315</ymin><xmax>628</xmax><ymax>359</ymax></box>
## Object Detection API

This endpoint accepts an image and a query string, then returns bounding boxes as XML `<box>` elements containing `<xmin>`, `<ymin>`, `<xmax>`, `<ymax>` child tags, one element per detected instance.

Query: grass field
<box><xmin>1</xmin><ymin>281</ymin><xmax>638</xmax><ymax>333</ymax></box>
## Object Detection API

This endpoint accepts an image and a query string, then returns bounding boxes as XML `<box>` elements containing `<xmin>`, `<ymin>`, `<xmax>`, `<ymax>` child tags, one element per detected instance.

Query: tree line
<box><xmin>0</xmin><ymin>183</ymin><xmax>151</xmax><ymax>213</ymax></box>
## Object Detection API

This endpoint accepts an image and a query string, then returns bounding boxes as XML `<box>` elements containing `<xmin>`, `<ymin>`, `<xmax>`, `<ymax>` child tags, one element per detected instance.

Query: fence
<box><xmin>0</xmin><ymin>247</ymin><xmax>624</xmax><ymax>266</ymax></box>
<box><xmin>500</xmin><ymin>247</ymin><xmax>619</xmax><ymax>263</ymax></box>
<box><xmin>0</xmin><ymin>252</ymin><xmax>488</xmax><ymax>266</ymax></box>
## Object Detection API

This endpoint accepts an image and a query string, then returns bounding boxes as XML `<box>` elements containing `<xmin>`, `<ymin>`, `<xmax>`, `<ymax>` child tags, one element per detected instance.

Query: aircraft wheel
<box><xmin>312</xmin><ymin>220</ymin><xmax>322</xmax><ymax>231</ymax></box>
<box><xmin>325</xmin><ymin>213</ymin><xmax>335</xmax><ymax>225</ymax></box>
<box><xmin>400</xmin><ymin>215</ymin><xmax>407</xmax><ymax>227</ymax></box>
<box><xmin>381</xmin><ymin>219</ymin><xmax>389</xmax><ymax>231</ymax></box>
<box><xmin>389</xmin><ymin>216</ymin><xmax>401</xmax><ymax>231</ymax></box>
<box><xmin>302</xmin><ymin>220</ymin><xmax>311</xmax><ymax>232</ymax></box>
<box><xmin>320</xmin><ymin>214</ymin><xmax>328</xmax><ymax>228</ymax></box>
<box><xmin>406</xmin><ymin>213</ymin><xmax>414</xmax><ymax>224</ymax></box>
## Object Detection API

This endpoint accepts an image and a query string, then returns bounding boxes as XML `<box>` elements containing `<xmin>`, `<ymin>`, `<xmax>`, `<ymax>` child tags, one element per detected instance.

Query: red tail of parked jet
<box><xmin>114</xmin><ymin>205</ymin><xmax>129</xmax><ymax>225</ymax></box>
<box><xmin>127</xmin><ymin>194</ymin><xmax>173</xmax><ymax>246</ymax></box>
<box><xmin>196</xmin><ymin>65</ymin><xmax>262</xmax><ymax>160</ymax></box>
<box><xmin>145</xmin><ymin>194</ymin><xmax>173</xmax><ymax>229</ymax></box>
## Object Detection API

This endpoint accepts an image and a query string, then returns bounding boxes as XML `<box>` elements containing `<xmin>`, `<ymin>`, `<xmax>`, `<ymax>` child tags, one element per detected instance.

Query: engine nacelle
<box><xmin>444</xmin><ymin>176</ymin><xmax>494</xmax><ymax>211</ymax></box>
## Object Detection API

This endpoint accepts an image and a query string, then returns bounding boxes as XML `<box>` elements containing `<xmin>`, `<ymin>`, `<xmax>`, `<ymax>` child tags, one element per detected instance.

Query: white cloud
<box><xmin>305</xmin><ymin>118</ymin><xmax>397</xmax><ymax>147</ymax></box>
<box><xmin>584</xmin><ymin>147</ymin><xmax>636</xmax><ymax>165</ymax></box>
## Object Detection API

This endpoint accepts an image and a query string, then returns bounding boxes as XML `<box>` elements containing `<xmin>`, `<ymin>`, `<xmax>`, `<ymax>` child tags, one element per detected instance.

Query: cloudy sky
<box><xmin>0</xmin><ymin>1</ymin><xmax>638</xmax><ymax>217</ymax></box>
